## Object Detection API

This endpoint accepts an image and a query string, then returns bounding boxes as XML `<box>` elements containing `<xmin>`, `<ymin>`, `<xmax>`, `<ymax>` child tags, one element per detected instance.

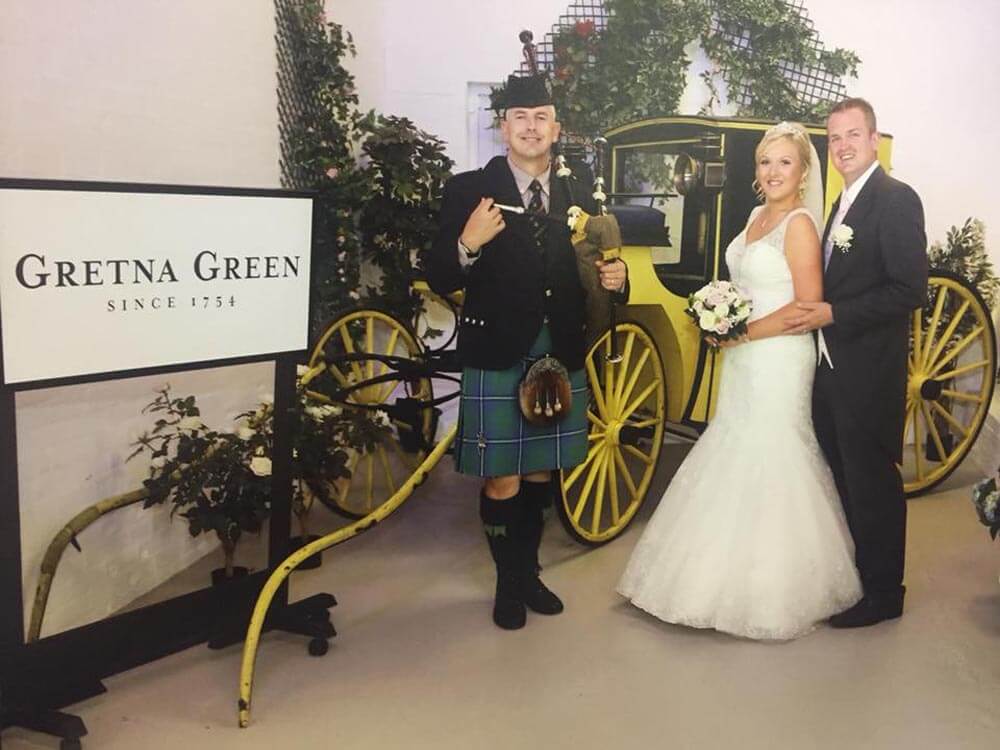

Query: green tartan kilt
<box><xmin>454</xmin><ymin>325</ymin><xmax>589</xmax><ymax>477</ymax></box>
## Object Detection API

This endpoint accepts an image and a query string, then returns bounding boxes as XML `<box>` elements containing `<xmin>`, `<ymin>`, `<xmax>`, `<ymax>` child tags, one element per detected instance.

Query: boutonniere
<box><xmin>831</xmin><ymin>224</ymin><xmax>854</xmax><ymax>253</ymax></box>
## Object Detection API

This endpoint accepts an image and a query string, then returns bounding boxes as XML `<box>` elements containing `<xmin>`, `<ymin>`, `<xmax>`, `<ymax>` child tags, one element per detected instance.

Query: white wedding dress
<box><xmin>617</xmin><ymin>207</ymin><xmax>862</xmax><ymax>640</ymax></box>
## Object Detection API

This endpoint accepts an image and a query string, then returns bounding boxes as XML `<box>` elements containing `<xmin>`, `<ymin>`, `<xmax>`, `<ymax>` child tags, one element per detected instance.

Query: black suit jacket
<box><xmin>820</xmin><ymin>166</ymin><xmax>927</xmax><ymax>461</ymax></box>
<box><xmin>426</xmin><ymin>156</ymin><xmax>613</xmax><ymax>371</ymax></box>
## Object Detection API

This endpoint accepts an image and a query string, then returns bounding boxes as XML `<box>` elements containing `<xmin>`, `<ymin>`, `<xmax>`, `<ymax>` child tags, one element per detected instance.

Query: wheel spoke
<box><xmin>604</xmin><ymin>341</ymin><xmax>616</xmax><ymax>414</ymax></box>
<box><xmin>616</xmin><ymin>349</ymin><xmax>653</xmax><ymax>415</ymax></box>
<box><xmin>386</xmin><ymin>434</ymin><xmax>419</xmax><ymax>473</ymax></box>
<box><xmin>365</xmin><ymin>316</ymin><xmax>375</xmax><ymax>381</ymax></box>
<box><xmin>920</xmin><ymin>286</ymin><xmax>948</xmax><ymax>370</ymax></box>
<box><xmin>930</xmin><ymin>400</ymin><xmax>969</xmax><ymax>438</ymax></box>
<box><xmin>588</xmin><ymin>432</ymin><xmax>606</xmax><ymax>442</ymax></box>
<box><xmin>940</xmin><ymin>388</ymin><xmax>985</xmax><ymax>404</ymax></box>
<box><xmin>612</xmin><ymin>332</ymin><xmax>637</xmax><ymax>409</ymax></box>
<box><xmin>928</xmin><ymin>324</ymin><xmax>984</xmax><ymax>378</ymax></box>
<box><xmin>587</xmin><ymin>410</ymin><xmax>607</xmax><ymax>430</ymax></box>
<box><xmin>585</xmin><ymin>356</ymin><xmax>609</xmax><ymax>421</ymax></box>
<box><xmin>920</xmin><ymin>400</ymin><xmax>948</xmax><ymax>464</ymax></box>
<box><xmin>613</xmin><ymin>446</ymin><xmax>640</xmax><ymax>504</ymax></box>
<box><xmin>590</xmin><ymin>447</ymin><xmax>610</xmax><ymax>534</ymax></box>
<box><xmin>623</xmin><ymin>443</ymin><xmax>653</xmax><ymax>466</ymax></box>
<box><xmin>925</xmin><ymin>300</ymin><xmax>970</xmax><ymax>373</ymax></box>
<box><xmin>933</xmin><ymin>360</ymin><xmax>989</xmax><ymax>381</ymax></box>
<box><xmin>607</xmin><ymin>445</ymin><xmax>621</xmax><ymax>525</ymax></box>
<box><xmin>628</xmin><ymin>417</ymin><xmax>659</xmax><ymax>429</ymax></box>
<box><xmin>620</xmin><ymin>380</ymin><xmax>659</xmax><ymax>423</ymax></box>
<box><xmin>572</xmin><ymin>449</ymin><xmax>607</xmax><ymax>524</ymax></box>
<box><xmin>338</xmin><ymin>326</ymin><xmax>366</xmax><ymax>383</ymax></box>
<box><xmin>564</xmin><ymin>440</ymin><xmax>603</xmax><ymax>491</ymax></box>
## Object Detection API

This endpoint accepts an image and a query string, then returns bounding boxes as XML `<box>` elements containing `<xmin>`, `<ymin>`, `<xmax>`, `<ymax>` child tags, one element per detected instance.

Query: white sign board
<box><xmin>0</xmin><ymin>186</ymin><xmax>312</xmax><ymax>384</ymax></box>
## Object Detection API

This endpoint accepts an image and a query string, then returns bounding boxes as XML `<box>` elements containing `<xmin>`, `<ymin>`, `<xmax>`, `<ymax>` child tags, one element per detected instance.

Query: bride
<box><xmin>617</xmin><ymin>122</ymin><xmax>862</xmax><ymax>640</ymax></box>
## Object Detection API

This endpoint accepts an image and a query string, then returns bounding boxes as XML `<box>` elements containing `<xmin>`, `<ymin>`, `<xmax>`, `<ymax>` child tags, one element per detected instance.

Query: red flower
<box><xmin>574</xmin><ymin>20</ymin><xmax>595</xmax><ymax>38</ymax></box>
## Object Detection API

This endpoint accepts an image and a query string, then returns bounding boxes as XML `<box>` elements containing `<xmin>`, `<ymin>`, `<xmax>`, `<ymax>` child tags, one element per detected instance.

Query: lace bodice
<box><xmin>725</xmin><ymin>206</ymin><xmax>817</xmax><ymax>322</ymax></box>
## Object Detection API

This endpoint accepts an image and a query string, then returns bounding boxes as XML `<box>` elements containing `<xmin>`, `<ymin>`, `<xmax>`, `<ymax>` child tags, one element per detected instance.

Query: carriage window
<box><xmin>613</xmin><ymin>144</ymin><xmax>714</xmax><ymax>292</ymax></box>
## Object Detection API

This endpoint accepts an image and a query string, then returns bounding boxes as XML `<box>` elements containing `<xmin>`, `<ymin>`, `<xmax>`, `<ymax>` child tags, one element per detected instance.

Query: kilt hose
<box><xmin>455</xmin><ymin>324</ymin><xmax>588</xmax><ymax>477</ymax></box>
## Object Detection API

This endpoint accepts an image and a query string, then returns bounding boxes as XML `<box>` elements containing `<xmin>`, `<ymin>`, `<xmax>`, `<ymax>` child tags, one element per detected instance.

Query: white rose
<box><xmin>698</xmin><ymin>310</ymin><xmax>717</xmax><ymax>331</ymax></box>
<box><xmin>177</xmin><ymin>416</ymin><xmax>202</xmax><ymax>431</ymax></box>
<box><xmin>296</xmin><ymin>364</ymin><xmax>309</xmax><ymax>377</ymax></box>
<box><xmin>321</xmin><ymin>404</ymin><xmax>343</xmax><ymax>418</ymax></box>
<box><xmin>831</xmin><ymin>224</ymin><xmax>854</xmax><ymax>249</ymax></box>
<box><xmin>713</xmin><ymin>303</ymin><xmax>730</xmax><ymax>319</ymax></box>
<box><xmin>714</xmin><ymin>318</ymin><xmax>731</xmax><ymax>335</ymax></box>
<box><xmin>237</xmin><ymin>427</ymin><xmax>256</xmax><ymax>441</ymax></box>
<box><xmin>249</xmin><ymin>456</ymin><xmax>272</xmax><ymax>477</ymax></box>
<box><xmin>691</xmin><ymin>299</ymin><xmax>705</xmax><ymax>314</ymax></box>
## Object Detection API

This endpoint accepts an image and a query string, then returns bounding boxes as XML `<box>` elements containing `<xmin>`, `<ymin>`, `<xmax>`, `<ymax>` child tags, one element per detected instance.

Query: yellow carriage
<box><xmin>237</xmin><ymin>116</ymin><xmax>996</xmax><ymax>725</ymax></box>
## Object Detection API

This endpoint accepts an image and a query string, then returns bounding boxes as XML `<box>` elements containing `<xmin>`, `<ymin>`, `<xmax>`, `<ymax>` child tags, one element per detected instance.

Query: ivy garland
<box><xmin>492</xmin><ymin>0</ymin><xmax>861</xmax><ymax>135</ymax></box>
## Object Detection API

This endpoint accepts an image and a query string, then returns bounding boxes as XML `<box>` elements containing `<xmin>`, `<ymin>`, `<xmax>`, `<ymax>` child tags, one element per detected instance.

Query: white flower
<box><xmin>249</xmin><ymin>456</ymin><xmax>272</xmax><ymax>477</ymax></box>
<box><xmin>698</xmin><ymin>310</ymin><xmax>717</xmax><ymax>331</ymax></box>
<box><xmin>321</xmin><ymin>404</ymin><xmax>342</xmax><ymax>418</ymax></box>
<box><xmin>177</xmin><ymin>416</ymin><xmax>203</xmax><ymax>431</ymax></box>
<box><xmin>348</xmin><ymin>290</ymin><xmax>361</xmax><ymax>300</ymax></box>
<box><xmin>832</xmin><ymin>224</ymin><xmax>854</xmax><ymax>252</ymax></box>
<box><xmin>592</xmin><ymin>189</ymin><xmax>607</xmax><ymax>203</ymax></box>
<box><xmin>237</xmin><ymin>426</ymin><xmax>256</xmax><ymax>441</ymax></box>
<box><xmin>296</xmin><ymin>364</ymin><xmax>309</xmax><ymax>377</ymax></box>
<box><xmin>713</xmin><ymin>318</ymin><xmax>731</xmax><ymax>335</ymax></box>
<box><xmin>713</xmin><ymin>303</ymin><xmax>730</xmax><ymax>319</ymax></box>
<box><xmin>691</xmin><ymin>299</ymin><xmax>705</xmax><ymax>314</ymax></box>
<box><xmin>373</xmin><ymin>409</ymin><xmax>392</xmax><ymax>428</ymax></box>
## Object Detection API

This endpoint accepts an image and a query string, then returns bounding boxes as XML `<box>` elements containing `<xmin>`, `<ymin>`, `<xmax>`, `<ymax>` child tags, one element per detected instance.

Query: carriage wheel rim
<box><xmin>903</xmin><ymin>274</ymin><xmax>997</xmax><ymax>495</ymax></box>
<box><xmin>560</xmin><ymin>322</ymin><xmax>665</xmax><ymax>543</ymax></box>
<box><xmin>307</xmin><ymin>309</ymin><xmax>435</xmax><ymax>518</ymax></box>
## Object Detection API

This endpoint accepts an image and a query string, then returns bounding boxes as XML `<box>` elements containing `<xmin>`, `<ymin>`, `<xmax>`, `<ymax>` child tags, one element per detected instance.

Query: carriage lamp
<box><xmin>672</xmin><ymin>153</ymin><xmax>726</xmax><ymax>195</ymax></box>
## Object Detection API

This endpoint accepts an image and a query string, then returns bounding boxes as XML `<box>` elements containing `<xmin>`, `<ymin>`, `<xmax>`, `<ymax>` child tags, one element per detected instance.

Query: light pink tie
<box><xmin>824</xmin><ymin>195</ymin><xmax>851</xmax><ymax>269</ymax></box>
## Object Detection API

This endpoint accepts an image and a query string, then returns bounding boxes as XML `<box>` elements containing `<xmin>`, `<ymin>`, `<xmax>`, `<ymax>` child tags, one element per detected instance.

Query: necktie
<box><xmin>527</xmin><ymin>179</ymin><xmax>547</xmax><ymax>247</ymax></box>
<box><xmin>824</xmin><ymin>195</ymin><xmax>851</xmax><ymax>269</ymax></box>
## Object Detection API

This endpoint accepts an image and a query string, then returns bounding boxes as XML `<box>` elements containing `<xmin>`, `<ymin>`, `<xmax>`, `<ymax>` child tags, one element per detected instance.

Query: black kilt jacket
<box><xmin>820</xmin><ymin>166</ymin><xmax>928</xmax><ymax>462</ymax></box>
<box><xmin>426</xmin><ymin>156</ymin><xmax>614</xmax><ymax>371</ymax></box>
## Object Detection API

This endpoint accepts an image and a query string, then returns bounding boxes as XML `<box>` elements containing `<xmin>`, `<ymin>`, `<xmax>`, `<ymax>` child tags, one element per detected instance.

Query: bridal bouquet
<box><xmin>685</xmin><ymin>280</ymin><xmax>752</xmax><ymax>341</ymax></box>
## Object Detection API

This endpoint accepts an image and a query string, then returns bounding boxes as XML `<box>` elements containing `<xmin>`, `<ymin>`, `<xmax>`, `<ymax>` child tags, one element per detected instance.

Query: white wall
<box><xmin>332</xmin><ymin>0</ymin><xmax>1000</xmax><ymax>254</ymax></box>
<box><xmin>1</xmin><ymin>0</ymin><xmax>281</xmax><ymax>635</ymax></box>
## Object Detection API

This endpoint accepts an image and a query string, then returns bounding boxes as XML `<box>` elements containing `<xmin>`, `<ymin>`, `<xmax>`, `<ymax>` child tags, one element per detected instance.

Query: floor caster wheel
<box><xmin>308</xmin><ymin>637</ymin><xmax>329</xmax><ymax>656</ymax></box>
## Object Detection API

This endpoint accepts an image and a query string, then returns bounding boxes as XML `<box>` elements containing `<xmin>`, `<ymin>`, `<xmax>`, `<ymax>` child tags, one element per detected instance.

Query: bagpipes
<box><xmin>514</xmin><ymin>30</ymin><xmax>624</xmax><ymax>427</ymax></box>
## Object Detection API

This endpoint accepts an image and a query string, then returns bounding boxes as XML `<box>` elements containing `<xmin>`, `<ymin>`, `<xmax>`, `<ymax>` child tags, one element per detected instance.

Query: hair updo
<box><xmin>753</xmin><ymin>121</ymin><xmax>813</xmax><ymax>199</ymax></box>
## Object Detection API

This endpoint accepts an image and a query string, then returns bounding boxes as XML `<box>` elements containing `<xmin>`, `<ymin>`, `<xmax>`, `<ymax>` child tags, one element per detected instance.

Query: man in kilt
<box><xmin>426</xmin><ymin>75</ymin><xmax>629</xmax><ymax>629</ymax></box>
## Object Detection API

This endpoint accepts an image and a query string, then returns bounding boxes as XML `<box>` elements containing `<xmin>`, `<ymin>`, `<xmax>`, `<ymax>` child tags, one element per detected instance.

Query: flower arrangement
<box><xmin>685</xmin><ymin>280</ymin><xmax>752</xmax><ymax>341</ymax></box>
<box><xmin>971</xmin><ymin>470</ymin><xmax>1000</xmax><ymax>541</ymax></box>
<box><xmin>128</xmin><ymin>381</ymin><xmax>392</xmax><ymax>579</ymax></box>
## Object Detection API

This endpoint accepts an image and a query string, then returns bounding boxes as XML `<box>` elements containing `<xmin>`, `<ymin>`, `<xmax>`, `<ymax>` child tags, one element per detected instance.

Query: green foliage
<box><xmin>927</xmin><ymin>219</ymin><xmax>999</xmax><ymax>310</ymax></box>
<box><xmin>128</xmin><ymin>383</ymin><xmax>392</xmax><ymax>575</ymax></box>
<box><xmin>281</xmin><ymin>2</ymin><xmax>451</xmax><ymax>335</ymax></box>
<box><xmin>491</xmin><ymin>0</ymin><xmax>861</xmax><ymax>136</ymax></box>
<box><xmin>359</xmin><ymin>115</ymin><xmax>454</xmax><ymax>326</ymax></box>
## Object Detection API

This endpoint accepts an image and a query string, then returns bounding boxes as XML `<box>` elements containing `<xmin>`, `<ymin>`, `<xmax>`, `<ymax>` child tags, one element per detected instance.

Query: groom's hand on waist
<box><xmin>784</xmin><ymin>302</ymin><xmax>833</xmax><ymax>334</ymax></box>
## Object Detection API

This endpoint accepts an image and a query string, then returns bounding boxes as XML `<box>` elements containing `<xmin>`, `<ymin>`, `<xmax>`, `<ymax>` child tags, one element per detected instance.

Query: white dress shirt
<box><xmin>818</xmin><ymin>159</ymin><xmax>880</xmax><ymax>368</ymax></box>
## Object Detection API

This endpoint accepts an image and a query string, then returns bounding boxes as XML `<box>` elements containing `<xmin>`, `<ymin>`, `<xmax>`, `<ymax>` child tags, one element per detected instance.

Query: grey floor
<box><xmin>5</xmin><ymin>442</ymin><xmax>1000</xmax><ymax>749</ymax></box>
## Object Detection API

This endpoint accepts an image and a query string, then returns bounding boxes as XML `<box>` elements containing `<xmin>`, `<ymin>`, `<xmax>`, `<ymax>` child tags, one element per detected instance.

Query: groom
<box><xmin>786</xmin><ymin>97</ymin><xmax>927</xmax><ymax>628</ymax></box>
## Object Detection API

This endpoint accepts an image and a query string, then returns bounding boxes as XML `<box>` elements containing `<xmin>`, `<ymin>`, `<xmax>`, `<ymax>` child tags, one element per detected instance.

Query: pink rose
<box><xmin>714</xmin><ymin>318</ymin><xmax>731</xmax><ymax>335</ymax></box>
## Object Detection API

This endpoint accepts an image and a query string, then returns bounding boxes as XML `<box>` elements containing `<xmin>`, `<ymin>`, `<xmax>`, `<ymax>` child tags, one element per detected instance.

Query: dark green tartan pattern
<box><xmin>455</xmin><ymin>326</ymin><xmax>588</xmax><ymax>477</ymax></box>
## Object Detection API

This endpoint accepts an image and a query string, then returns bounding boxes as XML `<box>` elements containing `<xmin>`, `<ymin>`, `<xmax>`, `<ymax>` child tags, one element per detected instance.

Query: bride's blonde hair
<box><xmin>752</xmin><ymin>121</ymin><xmax>813</xmax><ymax>201</ymax></box>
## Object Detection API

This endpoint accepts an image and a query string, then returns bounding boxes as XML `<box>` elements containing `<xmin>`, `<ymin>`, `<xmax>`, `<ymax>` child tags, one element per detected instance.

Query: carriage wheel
<box><xmin>306</xmin><ymin>309</ymin><xmax>436</xmax><ymax>518</ymax></box>
<box><xmin>903</xmin><ymin>272</ymin><xmax>997</xmax><ymax>495</ymax></box>
<box><xmin>557</xmin><ymin>322</ymin><xmax>666</xmax><ymax>545</ymax></box>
